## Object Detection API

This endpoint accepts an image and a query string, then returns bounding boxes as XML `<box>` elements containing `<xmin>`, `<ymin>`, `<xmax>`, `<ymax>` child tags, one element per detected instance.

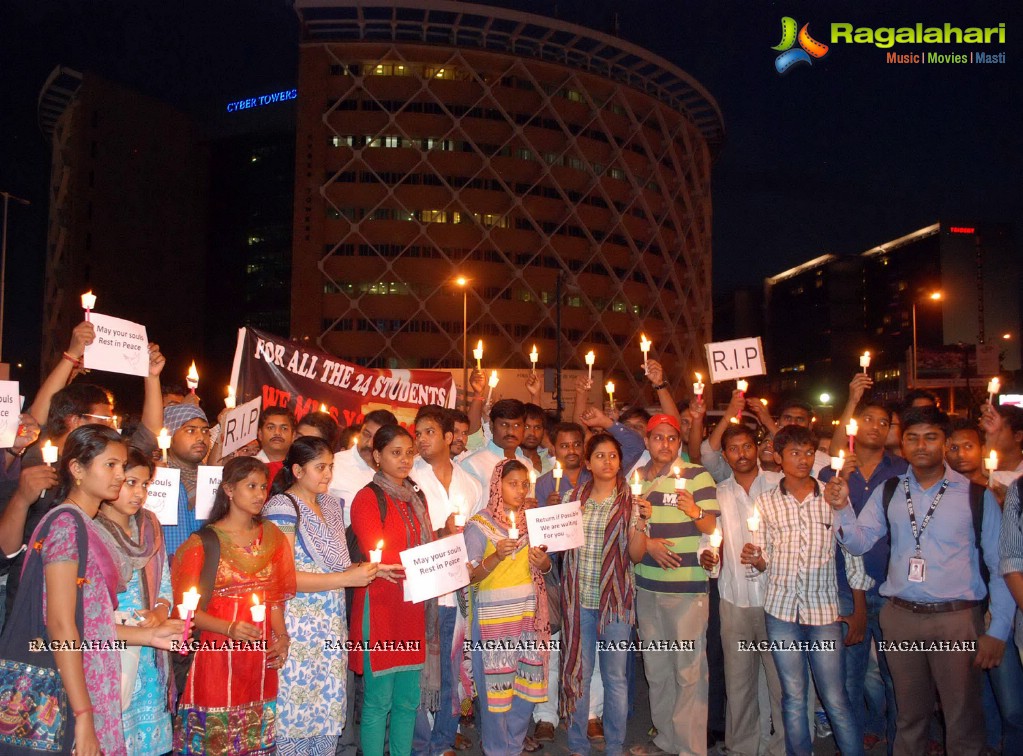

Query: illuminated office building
<box><xmin>291</xmin><ymin>0</ymin><xmax>724</xmax><ymax>398</ymax></box>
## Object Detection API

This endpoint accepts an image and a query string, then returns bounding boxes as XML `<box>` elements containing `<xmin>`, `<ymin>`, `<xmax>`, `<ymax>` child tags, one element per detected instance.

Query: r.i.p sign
<box><xmin>703</xmin><ymin>337</ymin><xmax>767</xmax><ymax>383</ymax></box>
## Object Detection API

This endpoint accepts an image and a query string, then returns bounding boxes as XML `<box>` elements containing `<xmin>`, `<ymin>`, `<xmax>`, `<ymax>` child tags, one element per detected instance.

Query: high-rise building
<box><xmin>290</xmin><ymin>0</ymin><xmax>724</xmax><ymax>398</ymax></box>
<box><xmin>764</xmin><ymin>221</ymin><xmax>1019</xmax><ymax>411</ymax></box>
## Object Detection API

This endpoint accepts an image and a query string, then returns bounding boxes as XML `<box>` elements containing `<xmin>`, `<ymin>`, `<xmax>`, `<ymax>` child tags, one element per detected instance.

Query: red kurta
<box><xmin>348</xmin><ymin>486</ymin><xmax>427</xmax><ymax>674</ymax></box>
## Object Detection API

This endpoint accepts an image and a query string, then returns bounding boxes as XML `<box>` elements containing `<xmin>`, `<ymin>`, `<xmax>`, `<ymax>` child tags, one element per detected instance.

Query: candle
<box><xmin>985</xmin><ymin>450</ymin><xmax>998</xmax><ymax>473</ymax></box>
<box><xmin>224</xmin><ymin>385</ymin><xmax>236</xmax><ymax>409</ymax></box>
<box><xmin>186</xmin><ymin>361</ymin><xmax>199</xmax><ymax>394</ymax></box>
<box><xmin>639</xmin><ymin>334</ymin><xmax>652</xmax><ymax>372</ymax></box>
<box><xmin>736</xmin><ymin>379</ymin><xmax>748</xmax><ymax>421</ymax></box>
<box><xmin>529</xmin><ymin>344</ymin><xmax>539</xmax><ymax>373</ymax></box>
<box><xmin>179</xmin><ymin>587</ymin><xmax>201</xmax><ymax>655</ymax></box>
<box><xmin>709</xmin><ymin>528</ymin><xmax>723</xmax><ymax>549</ymax></box>
<box><xmin>605</xmin><ymin>380</ymin><xmax>615</xmax><ymax>409</ymax></box>
<box><xmin>584</xmin><ymin>350</ymin><xmax>595</xmax><ymax>382</ymax></box>
<box><xmin>320</xmin><ymin>403</ymin><xmax>328</xmax><ymax>413</ymax></box>
<box><xmin>453</xmin><ymin>495</ymin><xmax>466</xmax><ymax>527</ymax></box>
<box><xmin>369</xmin><ymin>540</ymin><xmax>384</xmax><ymax>563</ymax></box>
<box><xmin>157</xmin><ymin>427</ymin><xmax>171</xmax><ymax>463</ymax></box>
<box><xmin>746</xmin><ymin>507</ymin><xmax>760</xmax><ymax>533</ymax></box>
<box><xmin>988</xmin><ymin>377</ymin><xmax>1001</xmax><ymax>406</ymax></box>
<box><xmin>80</xmin><ymin>290</ymin><xmax>97</xmax><ymax>321</ymax></box>
<box><xmin>846</xmin><ymin>419</ymin><xmax>858</xmax><ymax>452</ymax></box>
<box><xmin>507</xmin><ymin>510</ymin><xmax>518</xmax><ymax>540</ymax></box>
<box><xmin>693</xmin><ymin>372</ymin><xmax>705</xmax><ymax>402</ymax></box>
<box><xmin>528</xmin><ymin>470</ymin><xmax>537</xmax><ymax>499</ymax></box>
<box><xmin>41</xmin><ymin>439</ymin><xmax>58</xmax><ymax>466</ymax></box>
<box><xmin>250</xmin><ymin>593</ymin><xmax>266</xmax><ymax>624</ymax></box>
<box><xmin>552</xmin><ymin>461</ymin><xmax>563</xmax><ymax>481</ymax></box>
<box><xmin>473</xmin><ymin>340</ymin><xmax>484</xmax><ymax>370</ymax></box>
<box><xmin>630</xmin><ymin>470</ymin><xmax>643</xmax><ymax>497</ymax></box>
<box><xmin>486</xmin><ymin>370</ymin><xmax>499</xmax><ymax>404</ymax></box>
<box><xmin>860</xmin><ymin>351</ymin><xmax>871</xmax><ymax>373</ymax></box>
<box><xmin>673</xmin><ymin>465</ymin><xmax>685</xmax><ymax>492</ymax></box>
<box><xmin>707</xmin><ymin>528</ymin><xmax>723</xmax><ymax>578</ymax></box>
<box><xmin>830</xmin><ymin>450</ymin><xmax>846</xmax><ymax>473</ymax></box>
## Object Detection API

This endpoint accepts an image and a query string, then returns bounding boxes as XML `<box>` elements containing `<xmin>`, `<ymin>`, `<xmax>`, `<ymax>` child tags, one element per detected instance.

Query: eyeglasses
<box><xmin>81</xmin><ymin>413</ymin><xmax>120</xmax><ymax>429</ymax></box>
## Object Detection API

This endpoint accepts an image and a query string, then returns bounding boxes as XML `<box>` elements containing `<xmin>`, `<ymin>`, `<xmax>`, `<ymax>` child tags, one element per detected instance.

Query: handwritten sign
<box><xmin>221</xmin><ymin>397</ymin><xmax>261</xmax><ymax>457</ymax></box>
<box><xmin>526</xmin><ymin>501</ymin><xmax>584</xmax><ymax>553</ymax></box>
<box><xmin>399</xmin><ymin>534</ymin><xmax>470</xmax><ymax>604</ymax></box>
<box><xmin>195</xmin><ymin>465</ymin><xmax>223</xmax><ymax>521</ymax></box>
<box><xmin>703</xmin><ymin>337</ymin><xmax>767</xmax><ymax>383</ymax></box>
<box><xmin>0</xmin><ymin>381</ymin><xmax>20</xmax><ymax>448</ymax></box>
<box><xmin>82</xmin><ymin>313</ymin><xmax>149</xmax><ymax>377</ymax></box>
<box><xmin>145</xmin><ymin>467</ymin><xmax>181</xmax><ymax>526</ymax></box>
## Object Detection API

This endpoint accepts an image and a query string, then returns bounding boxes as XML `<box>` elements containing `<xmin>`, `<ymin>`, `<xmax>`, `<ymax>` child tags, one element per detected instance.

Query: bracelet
<box><xmin>154</xmin><ymin>598</ymin><xmax>172</xmax><ymax>608</ymax></box>
<box><xmin>540</xmin><ymin>561</ymin><xmax>553</xmax><ymax>575</ymax></box>
<box><xmin>62</xmin><ymin>352</ymin><xmax>82</xmax><ymax>366</ymax></box>
<box><xmin>73</xmin><ymin>706</ymin><xmax>93</xmax><ymax>717</ymax></box>
<box><xmin>227</xmin><ymin>621</ymin><xmax>236</xmax><ymax>637</ymax></box>
<box><xmin>691</xmin><ymin>507</ymin><xmax>705</xmax><ymax>521</ymax></box>
<box><xmin>651</xmin><ymin>380</ymin><xmax>669</xmax><ymax>391</ymax></box>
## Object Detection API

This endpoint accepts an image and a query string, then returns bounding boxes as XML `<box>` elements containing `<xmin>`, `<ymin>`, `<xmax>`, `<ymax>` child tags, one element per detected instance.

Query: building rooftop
<box><xmin>295</xmin><ymin>0</ymin><xmax>725</xmax><ymax>152</ymax></box>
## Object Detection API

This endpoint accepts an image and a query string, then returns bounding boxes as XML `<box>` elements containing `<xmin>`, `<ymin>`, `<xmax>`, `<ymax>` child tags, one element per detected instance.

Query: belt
<box><xmin>890</xmin><ymin>597</ymin><xmax>980</xmax><ymax>614</ymax></box>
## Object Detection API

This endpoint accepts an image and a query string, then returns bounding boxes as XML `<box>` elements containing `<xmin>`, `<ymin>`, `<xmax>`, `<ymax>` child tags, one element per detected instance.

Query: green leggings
<box><xmin>360</xmin><ymin>596</ymin><xmax>422</xmax><ymax>756</ymax></box>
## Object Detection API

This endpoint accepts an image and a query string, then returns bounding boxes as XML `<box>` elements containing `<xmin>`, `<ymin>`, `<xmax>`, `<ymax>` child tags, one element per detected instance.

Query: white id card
<box><xmin>908</xmin><ymin>556</ymin><xmax>926</xmax><ymax>583</ymax></box>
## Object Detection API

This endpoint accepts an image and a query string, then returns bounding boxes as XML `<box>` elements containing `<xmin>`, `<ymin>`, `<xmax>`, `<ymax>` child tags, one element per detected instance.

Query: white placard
<box><xmin>703</xmin><ymin>337</ymin><xmax>767</xmax><ymax>383</ymax></box>
<box><xmin>399</xmin><ymin>533</ymin><xmax>470</xmax><ymax>604</ymax></box>
<box><xmin>145</xmin><ymin>467</ymin><xmax>181</xmax><ymax>526</ymax></box>
<box><xmin>220</xmin><ymin>397</ymin><xmax>261</xmax><ymax>457</ymax></box>
<box><xmin>82</xmin><ymin>313</ymin><xmax>149</xmax><ymax>377</ymax></box>
<box><xmin>195</xmin><ymin>465</ymin><xmax>223</xmax><ymax>521</ymax></box>
<box><xmin>525</xmin><ymin>501</ymin><xmax>585</xmax><ymax>553</ymax></box>
<box><xmin>992</xmin><ymin>470</ymin><xmax>1023</xmax><ymax>488</ymax></box>
<box><xmin>0</xmin><ymin>381</ymin><xmax>20</xmax><ymax>448</ymax></box>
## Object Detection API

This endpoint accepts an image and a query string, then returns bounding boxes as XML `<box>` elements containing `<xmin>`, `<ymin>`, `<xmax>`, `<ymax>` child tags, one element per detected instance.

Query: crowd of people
<box><xmin>0</xmin><ymin>318</ymin><xmax>1021</xmax><ymax>756</ymax></box>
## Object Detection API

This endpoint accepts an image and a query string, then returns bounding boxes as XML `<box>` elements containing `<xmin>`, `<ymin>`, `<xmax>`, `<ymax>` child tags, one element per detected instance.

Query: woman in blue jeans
<box><xmin>559</xmin><ymin>433</ymin><xmax>651</xmax><ymax>756</ymax></box>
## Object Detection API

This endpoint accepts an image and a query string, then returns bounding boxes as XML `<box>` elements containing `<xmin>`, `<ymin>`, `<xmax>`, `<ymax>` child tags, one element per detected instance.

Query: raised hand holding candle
<box><xmin>846</xmin><ymin>419</ymin><xmax>858</xmax><ymax>452</ymax></box>
<box><xmin>473</xmin><ymin>340</ymin><xmax>484</xmax><ymax>371</ymax></box>
<box><xmin>639</xmin><ymin>334</ymin><xmax>652</xmax><ymax>372</ymax></box>
<box><xmin>369</xmin><ymin>540</ymin><xmax>384</xmax><ymax>563</ymax></box>
<box><xmin>584</xmin><ymin>350</ymin><xmax>595</xmax><ymax>382</ymax></box>
<box><xmin>693</xmin><ymin>372</ymin><xmax>705</xmax><ymax>401</ymax></box>
<box><xmin>179</xmin><ymin>587</ymin><xmax>201</xmax><ymax>655</ymax></box>
<box><xmin>529</xmin><ymin>344</ymin><xmax>539</xmax><ymax>374</ymax></box>
<box><xmin>860</xmin><ymin>351</ymin><xmax>871</xmax><ymax>373</ymax></box>
<box><xmin>486</xmin><ymin>370</ymin><xmax>499</xmax><ymax>404</ymax></box>
<box><xmin>605</xmin><ymin>380</ymin><xmax>615</xmax><ymax>410</ymax></box>
<box><xmin>186</xmin><ymin>362</ymin><xmax>199</xmax><ymax>394</ymax></box>
<box><xmin>988</xmin><ymin>377</ymin><xmax>1001</xmax><ymax>406</ymax></box>
<box><xmin>250</xmin><ymin>593</ymin><xmax>266</xmax><ymax>624</ymax></box>
<box><xmin>830</xmin><ymin>449</ymin><xmax>846</xmax><ymax>473</ymax></box>
<box><xmin>80</xmin><ymin>290</ymin><xmax>97</xmax><ymax>321</ymax></box>
<box><xmin>157</xmin><ymin>427</ymin><xmax>171</xmax><ymax>463</ymax></box>
<box><xmin>224</xmin><ymin>385</ymin><xmax>236</xmax><ymax>409</ymax></box>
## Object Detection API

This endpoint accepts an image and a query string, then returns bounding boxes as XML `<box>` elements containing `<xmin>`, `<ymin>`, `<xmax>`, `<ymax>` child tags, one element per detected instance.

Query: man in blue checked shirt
<box><xmin>827</xmin><ymin>405</ymin><xmax>1013</xmax><ymax>756</ymax></box>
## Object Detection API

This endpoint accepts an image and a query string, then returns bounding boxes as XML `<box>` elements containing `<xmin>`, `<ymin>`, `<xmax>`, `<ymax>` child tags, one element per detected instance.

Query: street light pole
<box><xmin>0</xmin><ymin>191</ymin><xmax>31</xmax><ymax>365</ymax></box>
<box><xmin>456</xmin><ymin>276</ymin><xmax>468</xmax><ymax>410</ymax></box>
<box><xmin>911</xmin><ymin>291</ymin><xmax>942</xmax><ymax>391</ymax></box>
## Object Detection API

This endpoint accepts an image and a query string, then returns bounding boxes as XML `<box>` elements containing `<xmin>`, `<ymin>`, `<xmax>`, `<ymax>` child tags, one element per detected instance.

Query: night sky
<box><xmin>1</xmin><ymin>0</ymin><xmax>1020</xmax><ymax>384</ymax></box>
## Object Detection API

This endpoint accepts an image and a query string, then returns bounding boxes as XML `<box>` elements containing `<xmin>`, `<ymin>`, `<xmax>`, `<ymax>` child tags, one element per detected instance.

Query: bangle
<box><xmin>651</xmin><ymin>380</ymin><xmax>669</xmax><ymax>391</ymax></box>
<box><xmin>227</xmin><ymin>621</ymin><xmax>236</xmax><ymax>637</ymax></box>
<box><xmin>73</xmin><ymin>706</ymin><xmax>93</xmax><ymax>717</ymax></box>
<box><xmin>62</xmin><ymin>352</ymin><xmax>82</xmax><ymax>366</ymax></box>
<box><xmin>540</xmin><ymin>561</ymin><xmax>553</xmax><ymax>575</ymax></box>
<box><xmin>154</xmin><ymin>598</ymin><xmax>171</xmax><ymax>608</ymax></box>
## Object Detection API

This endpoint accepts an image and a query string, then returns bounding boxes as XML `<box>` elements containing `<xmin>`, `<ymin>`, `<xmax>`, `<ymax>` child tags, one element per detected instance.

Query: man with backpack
<box><xmin>825</xmin><ymin>405</ymin><xmax>1014</xmax><ymax>755</ymax></box>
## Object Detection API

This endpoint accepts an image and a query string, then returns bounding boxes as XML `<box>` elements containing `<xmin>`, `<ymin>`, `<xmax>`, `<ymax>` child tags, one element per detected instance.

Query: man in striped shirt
<box><xmin>746</xmin><ymin>424</ymin><xmax>870</xmax><ymax>756</ymax></box>
<box><xmin>629</xmin><ymin>414</ymin><xmax>719</xmax><ymax>756</ymax></box>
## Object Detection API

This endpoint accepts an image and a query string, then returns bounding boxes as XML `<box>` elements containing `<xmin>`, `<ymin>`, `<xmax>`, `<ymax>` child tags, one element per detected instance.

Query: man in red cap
<box><xmin>630</xmin><ymin>413</ymin><xmax>719</xmax><ymax>756</ymax></box>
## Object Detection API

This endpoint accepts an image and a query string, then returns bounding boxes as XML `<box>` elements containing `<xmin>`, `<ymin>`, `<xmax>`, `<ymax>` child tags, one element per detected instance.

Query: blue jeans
<box><xmin>413</xmin><ymin>607</ymin><xmax>459</xmax><ymax>756</ymax></box>
<box><xmin>568</xmin><ymin>609</ymin><xmax>631</xmax><ymax>756</ymax></box>
<box><xmin>988</xmin><ymin>629</ymin><xmax>1023</xmax><ymax>756</ymax></box>
<box><xmin>765</xmin><ymin>614</ymin><xmax>863</xmax><ymax>756</ymax></box>
<box><xmin>839</xmin><ymin>589</ymin><xmax>896</xmax><ymax>748</ymax></box>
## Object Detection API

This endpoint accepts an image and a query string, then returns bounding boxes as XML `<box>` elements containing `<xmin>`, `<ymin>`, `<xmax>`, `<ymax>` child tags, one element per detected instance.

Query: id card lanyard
<box><xmin>904</xmin><ymin>477</ymin><xmax>949</xmax><ymax>558</ymax></box>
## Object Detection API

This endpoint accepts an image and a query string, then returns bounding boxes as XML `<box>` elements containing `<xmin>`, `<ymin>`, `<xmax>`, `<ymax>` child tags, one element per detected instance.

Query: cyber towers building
<box><xmin>291</xmin><ymin>0</ymin><xmax>723</xmax><ymax>399</ymax></box>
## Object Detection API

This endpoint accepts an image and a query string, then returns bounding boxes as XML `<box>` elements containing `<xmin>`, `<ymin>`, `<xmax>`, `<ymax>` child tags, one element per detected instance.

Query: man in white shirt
<box><xmin>460</xmin><ymin>399</ymin><xmax>535</xmax><ymax>514</ymax></box>
<box><xmin>329</xmin><ymin>409</ymin><xmax>396</xmax><ymax>526</ymax></box>
<box><xmin>411</xmin><ymin>406</ymin><xmax>482</xmax><ymax>756</ymax></box>
<box><xmin>700</xmin><ymin>423</ymin><xmax>785</xmax><ymax>756</ymax></box>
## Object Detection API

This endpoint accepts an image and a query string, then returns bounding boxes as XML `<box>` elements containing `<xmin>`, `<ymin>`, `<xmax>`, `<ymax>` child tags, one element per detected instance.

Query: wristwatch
<box><xmin>690</xmin><ymin>507</ymin><xmax>705</xmax><ymax>521</ymax></box>
<box><xmin>651</xmin><ymin>380</ymin><xmax>669</xmax><ymax>391</ymax></box>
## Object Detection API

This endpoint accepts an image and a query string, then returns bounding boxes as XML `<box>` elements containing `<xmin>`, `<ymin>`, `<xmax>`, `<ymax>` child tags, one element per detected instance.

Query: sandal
<box><xmin>522</xmin><ymin>735</ymin><xmax>543</xmax><ymax>752</ymax></box>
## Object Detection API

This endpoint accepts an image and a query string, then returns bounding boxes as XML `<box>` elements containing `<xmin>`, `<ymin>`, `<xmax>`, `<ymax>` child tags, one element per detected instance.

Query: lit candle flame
<box><xmin>736</xmin><ymin>379</ymin><xmax>748</xmax><ymax>393</ymax></box>
<box><xmin>80</xmin><ymin>290</ymin><xmax>97</xmax><ymax>310</ymax></box>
